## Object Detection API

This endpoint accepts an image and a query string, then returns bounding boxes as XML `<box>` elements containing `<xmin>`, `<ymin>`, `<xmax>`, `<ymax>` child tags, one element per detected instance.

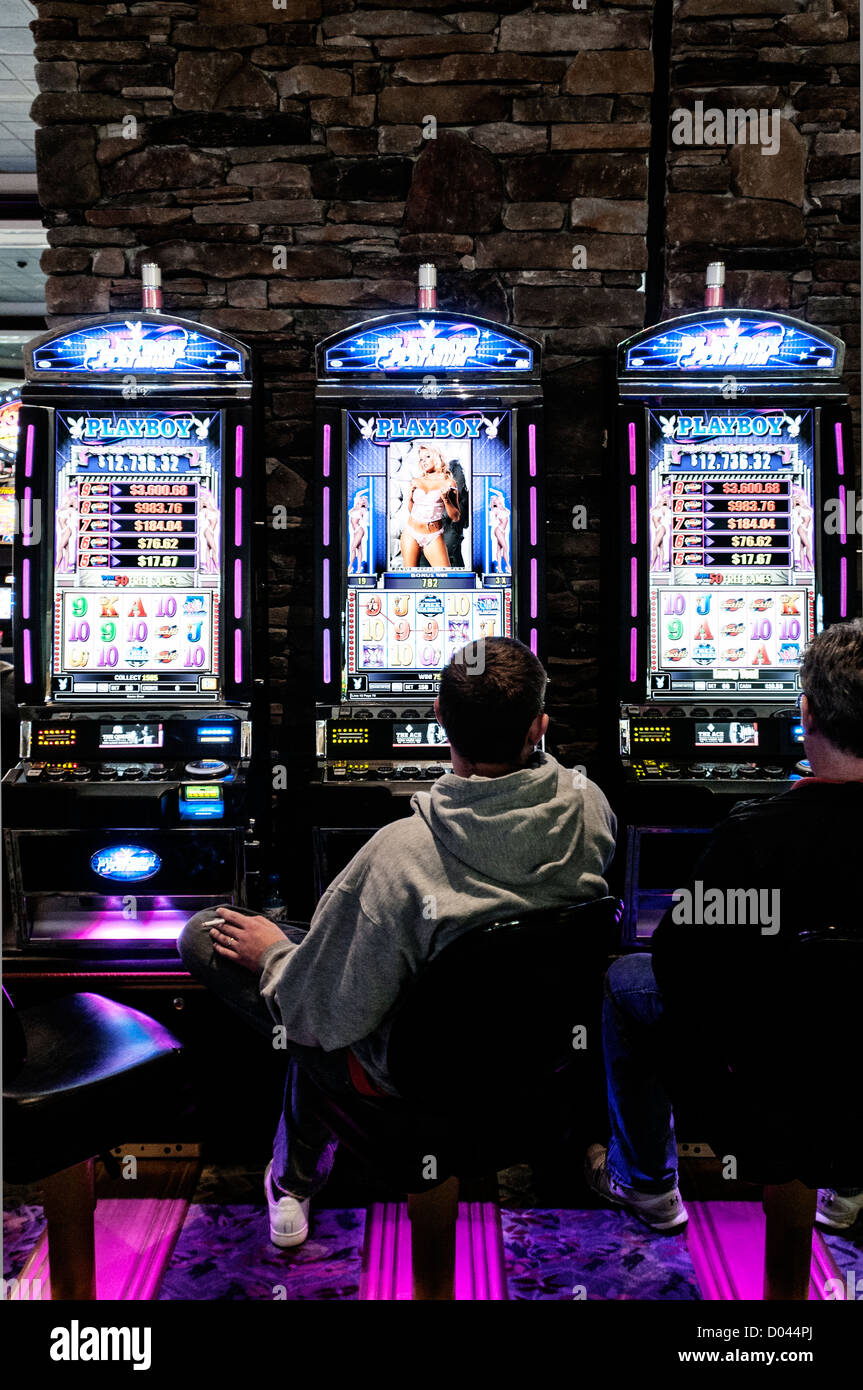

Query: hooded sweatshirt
<box><xmin>257</xmin><ymin>753</ymin><xmax>617</xmax><ymax>1095</ymax></box>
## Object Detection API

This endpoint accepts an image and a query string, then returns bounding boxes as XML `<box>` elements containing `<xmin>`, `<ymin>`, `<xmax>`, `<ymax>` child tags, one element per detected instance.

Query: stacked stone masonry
<box><xmin>30</xmin><ymin>1</ymin><xmax>860</xmax><ymax>763</ymax></box>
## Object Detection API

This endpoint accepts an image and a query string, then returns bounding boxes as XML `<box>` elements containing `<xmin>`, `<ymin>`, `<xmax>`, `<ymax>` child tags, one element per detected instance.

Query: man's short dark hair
<box><xmin>800</xmin><ymin>619</ymin><xmax>863</xmax><ymax>758</ymax></box>
<box><xmin>437</xmin><ymin>637</ymin><xmax>547</xmax><ymax>765</ymax></box>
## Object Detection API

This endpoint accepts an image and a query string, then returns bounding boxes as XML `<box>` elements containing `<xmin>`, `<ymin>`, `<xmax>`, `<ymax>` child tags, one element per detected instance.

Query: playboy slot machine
<box><xmin>311</xmin><ymin>265</ymin><xmax>544</xmax><ymax>890</ymax></box>
<box><xmin>3</xmin><ymin>267</ymin><xmax>268</xmax><ymax>978</ymax></box>
<box><xmin>612</xmin><ymin>265</ymin><xmax>857</xmax><ymax>944</ymax></box>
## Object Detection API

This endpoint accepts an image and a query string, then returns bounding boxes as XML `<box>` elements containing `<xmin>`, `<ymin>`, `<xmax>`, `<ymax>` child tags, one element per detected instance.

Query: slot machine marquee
<box><xmin>616</xmin><ymin>308</ymin><xmax>856</xmax><ymax>800</ymax></box>
<box><xmin>3</xmin><ymin>309</ymin><xmax>267</xmax><ymax>963</ymax></box>
<box><xmin>313</xmin><ymin>304</ymin><xmax>544</xmax><ymax>792</ymax></box>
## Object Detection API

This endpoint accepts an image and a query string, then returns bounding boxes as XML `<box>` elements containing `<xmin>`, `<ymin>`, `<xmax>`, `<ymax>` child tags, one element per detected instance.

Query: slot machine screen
<box><xmin>646</xmin><ymin>407</ymin><xmax>816</xmax><ymax>699</ymax></box>
<box><xmin>0</xmin><ymin>389</ymin><xmax>21</xmax><ymax>467</ymax></box>
<box><xmin>50</xmin><ymin>409</ymin><xmax>223</xmax><ymax>699</ymax></box>
<box><xmin>342</xmin><ymin>408</ymin><xmax>514</xmax><ymax>699</ymax></box>
<box><xmin>0</xmin><ymin>481</ymin><xmax>15</xmax><ymax>544</ymax></box>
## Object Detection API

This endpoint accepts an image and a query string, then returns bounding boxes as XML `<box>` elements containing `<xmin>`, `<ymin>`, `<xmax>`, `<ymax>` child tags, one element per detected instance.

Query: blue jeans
<box><xmin>179</xmin><ymin>908</ymin><xmax>355</xmax><ymax>1201</ymax></box>
<box><xmin>603</xmin><ymin>953</ymin><xmax>679</xmax><ymax>1195</ymax></box>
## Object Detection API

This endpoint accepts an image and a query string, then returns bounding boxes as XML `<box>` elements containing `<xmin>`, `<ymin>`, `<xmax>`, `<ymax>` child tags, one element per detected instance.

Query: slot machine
<box><xmin>3</xmin><ymin>268</ymin><xmax>267</xmax><ymax>972</ymax></box>
<box><xmin>311</xmin><ymin>266</ymin><xmax>544</xmax><ymax>888</ymax></box>
<box><xmin>0</xmin><ymin>384</ymin><xmax>22</xmax><ymax>633</ymax></box>
<box><xmin>613</xmin><ymin>265</ymin><xmax>857</xmax><ymax>943</ymax></box>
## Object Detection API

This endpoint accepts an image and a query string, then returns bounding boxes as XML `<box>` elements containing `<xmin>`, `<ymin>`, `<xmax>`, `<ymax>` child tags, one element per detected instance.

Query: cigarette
<box><xmin>203</xmin><ymin>918</ymin><xmax>223</xmax><ymax>927</ymax></box>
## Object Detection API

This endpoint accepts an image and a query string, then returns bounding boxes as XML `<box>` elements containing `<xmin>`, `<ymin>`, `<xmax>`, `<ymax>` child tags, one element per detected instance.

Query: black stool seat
<box><xmin>4</xmin><ymin>992</ymin><xmax>182</xmax><ymax>1184</ymax></box>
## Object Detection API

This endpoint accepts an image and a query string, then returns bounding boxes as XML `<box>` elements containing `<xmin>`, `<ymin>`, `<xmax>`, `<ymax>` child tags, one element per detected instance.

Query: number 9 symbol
<box><xmin>667</xmin><ymin>619</ymin><xmax>683</xmax><ymax>641</ymax></box>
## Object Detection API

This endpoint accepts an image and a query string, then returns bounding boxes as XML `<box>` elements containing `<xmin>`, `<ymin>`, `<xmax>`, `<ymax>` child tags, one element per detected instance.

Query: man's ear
<box><xmin>528</xmin><ymin>711</ymin><xmax>549</xmax><ymax>747</ymax></box>
<box><xmin>434</xmin><ymin>696</ymin><xmax>441</xmax><ymax>724</ymax></box>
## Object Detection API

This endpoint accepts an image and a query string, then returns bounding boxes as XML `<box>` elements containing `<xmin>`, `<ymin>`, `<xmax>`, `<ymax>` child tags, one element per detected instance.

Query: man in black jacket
<box><xmin>586</xmin><ymin>619</ymin><xmax>863</xmax><ymax>1232</ymax></box>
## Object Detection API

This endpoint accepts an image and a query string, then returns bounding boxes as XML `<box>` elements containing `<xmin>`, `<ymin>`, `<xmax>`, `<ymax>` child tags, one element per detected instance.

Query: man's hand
<box><xmin>207</xmin><ymin>907</ymin><xmax>287</xmax><ymax>973</ymax></box>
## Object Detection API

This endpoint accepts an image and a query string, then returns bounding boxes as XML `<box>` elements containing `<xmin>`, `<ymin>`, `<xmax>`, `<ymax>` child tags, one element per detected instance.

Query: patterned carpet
<box><xmin>4</xmin><ymin>1165</ymin><xmax>862</xmax><ymax>1301</ymax></box>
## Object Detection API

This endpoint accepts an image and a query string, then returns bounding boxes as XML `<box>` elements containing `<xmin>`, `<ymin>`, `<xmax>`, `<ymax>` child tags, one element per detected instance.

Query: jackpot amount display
<box><xmin>657</xmin><ymin>588</ymin><xmax>809</xmax><ymax>671</ymax></box>
<box><xmin>58</xmin><ymin>590</ymin><xmax>215</xmax><ymax>677</ymax></box>
<box><xmin>61</xmin><ymin>477</ymin><xmax>219</xmax><ymax>573</ymax></box>
<box><xmin>667</xmin><ymin>477</ymin><xmax>805</xmax><ymax>569</ymax></box>
<box><xmin>351</xmin><ymin>589</ymin><xmax>508</xmax><ymax>673</ymax></box>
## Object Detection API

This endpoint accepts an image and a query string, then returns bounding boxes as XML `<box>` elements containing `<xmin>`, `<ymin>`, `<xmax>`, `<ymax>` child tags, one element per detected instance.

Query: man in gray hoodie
<box><xmin>179</xmin><ymin>637</ymin><xmax>617</xmax><ymax>1246</ymax></box>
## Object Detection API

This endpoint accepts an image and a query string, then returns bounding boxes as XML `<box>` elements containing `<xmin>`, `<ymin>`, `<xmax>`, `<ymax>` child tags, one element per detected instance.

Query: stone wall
<box><xmin>30</xmin><ymin>1</ymin><xmax>860</xmax><ymax>769</ymax></box>
<box><xmin>665</xmin><ymin>0</ymin><xmax>860</xmax><ymax>428</ymax></box>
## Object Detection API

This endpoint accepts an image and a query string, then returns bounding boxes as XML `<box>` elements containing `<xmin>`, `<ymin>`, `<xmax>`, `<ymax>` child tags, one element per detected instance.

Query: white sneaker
<box><xmin>585</xmin><ymin>1143</ymin><xmax>689</xmax><ymax>1232</ymax></box>
<box><xmin>264</xmin><ymin>1161</ymin><xmax>310</xmax><ymax>1248</ymax></box>
<box><xmin>816</xmin><ymin>1188</ymin><xmax>863</xmax><ymax>1232</ymax></box>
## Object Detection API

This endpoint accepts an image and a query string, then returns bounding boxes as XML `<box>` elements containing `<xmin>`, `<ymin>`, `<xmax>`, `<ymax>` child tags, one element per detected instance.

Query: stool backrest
<box><xmin>670</xmin><ymin>923</ymin><xmax>863</xmax><ymax>1188</ymax></box>
<box><xmin>386</xmin><ymin>896</ymin><xmax>621</xmax><ymax>1107</ymax></box>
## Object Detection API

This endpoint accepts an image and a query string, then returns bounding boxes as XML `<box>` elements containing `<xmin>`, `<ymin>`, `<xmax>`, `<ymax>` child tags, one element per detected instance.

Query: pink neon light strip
<box><xmin>234</xmin><ymin>559</ymin><xmax>242</xmax><ymax>619</ymax></box>
<box><xmin>530</xmin><ymin>628</ymin><xmax>537</xmax><ymax>654</ymax></box>
<box><xmin>234</xmin><ymin>488</ymin><xmax>242</xmax><ymax>547</ymax></box>
<box><xmin>323</xmin><ymin>423</ymin><xmax>331</xmax><ymax>477</ymax></box>
<box><xmin>235</xmin><ymin>424</ymin><xmax>243</xmax><ymax>478</ymax></box>
<box><xmin>838</xmin><ymin>484</ymin><xmax>847</xmax><ymax>545</ymax></box>
<box><xmin>22</xmin><ymin>557</ymin><xmax>30</xmax><ymax>619</ymax></box>
<box><xmin>630</xmin><ymin>627</ymin><xmax>637</xmax><ymax>684</ymax></box>
<box><xmin>630</xmin><ymin>485</ymin><xmax>637</xmax><ymax>544</ymax></box>
<box><xmin>529</xmin><ymin>487</ymin><xmax>537</xmax><ymax>546</ymax></box>
<box><xmin>396</xmin><ymin>1204</ymin><xmax>412</xmax><ymax>1300</ymax></box>
<box><xmin>322</xmin><ymin>557</ymin><xmax>330</xmax><ymax>620</ymax></box>
<box><xmin>360</xmin><ymin>1205</ymin><xmax>384</xmax><ymax>1299</ymax></box>
<box><xmin>323</xmin><ymin>487</ymin><xmax>330</xmax><ymax>546</ymax></box>
<box><xmin>834</xmin><ymin>421</ymin><xmax>845</xmax><ymax>476</ymax></box>
<box><xmin>631</xmin><ymin>556</ymin><xmax>638</xmax><ymax>617</ymax></box>
<box><xmin>234</xmin><ymin>628</ymin><xmax>242</xmax><ymax>685</ymax></box>
<box><xmin>59</xmin><ymin>912</ymin><xmax>188</xmax><ymax>942</ymax></box>
<box><xmin>23</xmin><ymin>628</ymin><xmax>32</xmax><ymax>685</ymax></box>
<box><xmin>25</xmin><ymin>423</ymin><xmax>34</xmax><ymax>477</ymax></box>
<box><xmin>530</xmin><ymin>557</ymin><xmax>537</xmax><ymax>618</ymax></box>
<box><xmin>528</xmin><ymin>424</ymin><xmax>536</xmax><ymax>477</ymax></box>
<box><xmin>23</xmin><ymin>486</ymin><xmax>32</xmax><ymax>544</ymax></box>
<box><xmin>628</xmin><ymin>420</ymin><xmax>637</xmax><ymax>475</ymax></box>
<box><xmin>840</xmin><ymin>557</ymin><xmax>847</xmax><ymax>618</ymax></box>
<box><xmin>323</xmin><ymin>628</ymin><xmax>331</xmax><ymax>685</ymax></box>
